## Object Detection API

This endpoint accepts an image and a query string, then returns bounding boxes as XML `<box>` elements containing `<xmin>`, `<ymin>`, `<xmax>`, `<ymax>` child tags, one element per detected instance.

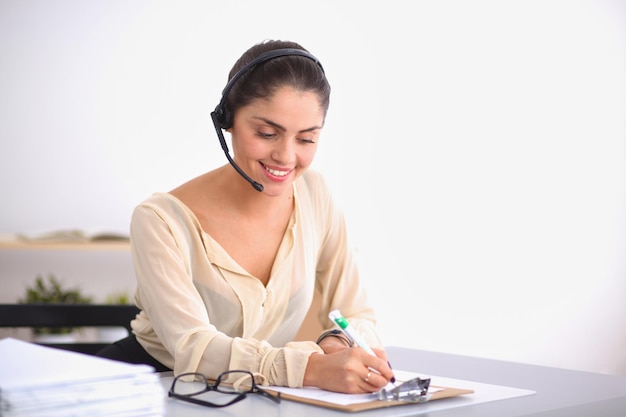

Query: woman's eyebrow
<box><xmin>253</xmin><ymin>116</ymin><xmax>322</xmax><ymax>133</ymax></box>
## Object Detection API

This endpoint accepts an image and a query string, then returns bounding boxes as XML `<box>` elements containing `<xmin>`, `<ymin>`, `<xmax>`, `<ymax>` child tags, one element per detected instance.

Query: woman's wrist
<box><xmin>316</xmin><ymin>329</ymin><xmax>353</xmax><ymax>347</ymax></box>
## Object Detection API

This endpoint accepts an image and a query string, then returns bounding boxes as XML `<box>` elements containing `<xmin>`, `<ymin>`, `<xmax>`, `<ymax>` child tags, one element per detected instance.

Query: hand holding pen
<box><xmin>329</xmin><ymin>309</ymin><xmax>396</xmax><ymax>384</ymax></box>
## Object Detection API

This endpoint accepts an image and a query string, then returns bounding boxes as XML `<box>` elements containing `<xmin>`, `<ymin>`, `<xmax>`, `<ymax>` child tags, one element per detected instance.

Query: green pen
<box><xmin>329</xmin><ymin>309</ymin><xmax>376</xmax><ymax>355</ymax></box>
<box><xmin>329</xmin><ymin>309</ymin><xmax>396</xmax><ymax>383</ymax></box>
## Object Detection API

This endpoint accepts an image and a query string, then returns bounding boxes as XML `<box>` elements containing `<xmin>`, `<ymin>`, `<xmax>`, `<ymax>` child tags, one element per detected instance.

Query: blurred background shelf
<box><xmin>0</xmin><ymin>240</ymin><xmax>130</xmax><ymax>251</ymax></box>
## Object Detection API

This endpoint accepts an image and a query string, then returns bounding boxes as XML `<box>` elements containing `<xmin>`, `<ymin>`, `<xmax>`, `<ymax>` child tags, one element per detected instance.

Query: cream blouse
<box><xmin>129</xmin><ymin>170</ymin><xmax>382</xmax><ymax>387</ymax></box>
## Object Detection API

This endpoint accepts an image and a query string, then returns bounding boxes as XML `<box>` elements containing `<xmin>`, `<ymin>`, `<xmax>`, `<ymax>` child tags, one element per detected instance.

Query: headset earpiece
<box><xmin>212</xmin><ymin>103</ymin><xmax>231</xmax><ymax>130</ymax></box>
<box><xmin>219</xmin><ymin>107</ymin><xmax>232</xmax><ymax>130</ymax></box>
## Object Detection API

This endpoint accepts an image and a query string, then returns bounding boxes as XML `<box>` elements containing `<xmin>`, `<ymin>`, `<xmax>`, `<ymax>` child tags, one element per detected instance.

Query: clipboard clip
<box><xmin>375</xmin><ymin>377</ymin><xmax>432</xmax><ymax>403</ymax></box>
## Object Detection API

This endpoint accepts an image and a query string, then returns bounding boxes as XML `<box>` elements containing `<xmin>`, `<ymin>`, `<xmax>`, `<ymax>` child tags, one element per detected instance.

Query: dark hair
<box><xmin>225</xmin><ymin>40</ymin><xmax>330</xmax><ymax>124</ymax></box>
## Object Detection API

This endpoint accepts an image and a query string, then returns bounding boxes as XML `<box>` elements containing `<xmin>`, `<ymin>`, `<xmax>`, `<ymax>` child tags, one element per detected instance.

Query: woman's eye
<box><xmin>298</xmin><ymin>138</ymin><xmax>316</xmax><ymax>144</ymax></box>
<box><xmin>256</xmin><ymin>131</ymin><xmax>276</xmax><ymax>139</ymax></box>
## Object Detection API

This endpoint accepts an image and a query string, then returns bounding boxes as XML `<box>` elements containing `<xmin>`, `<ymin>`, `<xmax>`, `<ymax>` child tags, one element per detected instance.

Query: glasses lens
<box><xmin>215</xmin><ymin>370</ymin><xmax>255</xmax><ymax>394</ymax></box>
<box><xmin>171</xmin><ymin>373</ymin><xmax>209</xmax><ymax>396</ymax></box>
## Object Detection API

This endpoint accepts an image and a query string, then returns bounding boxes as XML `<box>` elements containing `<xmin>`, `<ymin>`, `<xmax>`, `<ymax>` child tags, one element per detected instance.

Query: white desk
<box><xmin>161</xmin><ymin>346</ymin><xmax>626</xmax><ymax>416</ymax></box>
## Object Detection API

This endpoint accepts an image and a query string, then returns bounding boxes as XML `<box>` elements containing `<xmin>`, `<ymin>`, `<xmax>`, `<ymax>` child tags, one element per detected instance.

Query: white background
<box><xmin>1</xmin><ymin>0</ymin><xmax>625</xmax><ymax>375</ymax></box>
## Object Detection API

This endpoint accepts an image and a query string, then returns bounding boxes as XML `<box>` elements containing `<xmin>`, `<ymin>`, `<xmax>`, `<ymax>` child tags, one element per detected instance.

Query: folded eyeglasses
<box><xmin>168</xmin><ymin>370</ymin><xmax>281</xmax><ymax>408</ymax></box>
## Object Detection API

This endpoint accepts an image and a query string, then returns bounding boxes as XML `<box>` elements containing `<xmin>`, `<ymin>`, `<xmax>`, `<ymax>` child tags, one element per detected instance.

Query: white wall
<box><xmin>1</xmin><ymin>0</ymin><xmax>625</xmax><ymax>375</ymax></box>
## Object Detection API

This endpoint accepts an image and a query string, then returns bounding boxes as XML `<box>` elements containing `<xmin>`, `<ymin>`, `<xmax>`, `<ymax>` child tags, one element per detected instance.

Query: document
<box><xmin>0</xmin><ymin>338</ymin><xmax>164</xmax><ymax>417</ymax></box>
<box><xmin>266</xmin><ymin>369</ymin><xmax>534</xmax><ymax>413</ymax></box>
<box><xmin>269</xmin><ymin>370</ymin><xmax>439</xmax><ymax>406</ymax></box>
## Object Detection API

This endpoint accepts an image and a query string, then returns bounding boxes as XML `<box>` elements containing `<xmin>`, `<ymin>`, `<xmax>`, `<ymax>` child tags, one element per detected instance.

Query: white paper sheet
<box><xmin>268</xmin><ymin>369</ymin><xmax>535</xmax><ymax>410</ymax></box>
<box><xmin>0</xmin><ymin>337</ymin><xmax>155</xmax><ymax>390</ymax></box>
<box><xmin>0</xmin><ymin>338</ymin><xmax>164</xmax><ymax>417</ymax></box>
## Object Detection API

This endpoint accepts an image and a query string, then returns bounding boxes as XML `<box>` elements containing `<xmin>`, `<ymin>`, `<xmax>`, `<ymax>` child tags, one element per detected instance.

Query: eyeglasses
<box><xmin>168</xmin><ymin>370</ymin><xmax>281</xmax><ymax>408</ymax></box>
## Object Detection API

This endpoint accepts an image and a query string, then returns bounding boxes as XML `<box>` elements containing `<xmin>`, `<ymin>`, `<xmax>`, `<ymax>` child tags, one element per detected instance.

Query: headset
<box><xmin>210</xmin><ymin>48</ymin><xmax>325</xmax><ymax>192</ymax></box>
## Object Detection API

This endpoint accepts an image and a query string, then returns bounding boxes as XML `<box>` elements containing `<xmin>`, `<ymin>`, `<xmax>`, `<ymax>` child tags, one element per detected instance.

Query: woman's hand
<box><xmin>303</xmin><ymin>347</ymin><xmax>394</xmax><ymax>393</ymax></box>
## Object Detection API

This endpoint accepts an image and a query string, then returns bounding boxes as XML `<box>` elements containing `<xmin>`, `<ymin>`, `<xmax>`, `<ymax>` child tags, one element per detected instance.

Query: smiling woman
<box><xmin>210</xmin><ymin>46</ymin><xmax>328</xmax><ymax>193</ymax></box>
<box><xmin>229</xmin><ymin>87</ymin><xmax>323</xmax><ymax>191</ymax></box>
<box><xmin>2</xmin><ymin>0</ymin><xmax>626</xmax><ymax>380</ymax></box>
<box><xmin>96</xmin><ymin>39</ymin><xmax>395</xmax><ymax>394</ymax></box>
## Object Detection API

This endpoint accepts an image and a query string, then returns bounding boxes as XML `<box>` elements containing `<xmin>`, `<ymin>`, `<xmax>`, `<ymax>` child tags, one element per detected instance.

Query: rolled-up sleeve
<box><xmin>229</xmin><ymin>339</ymin><xmax>323</xmax><ymax>387</ymax></box>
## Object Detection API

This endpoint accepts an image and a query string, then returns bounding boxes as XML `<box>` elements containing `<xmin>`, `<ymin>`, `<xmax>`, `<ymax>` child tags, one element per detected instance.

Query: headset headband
<box><xmin>213</xmin><ymin>48</ymin><xmax>325</xmax><ymax>129</ymax></box>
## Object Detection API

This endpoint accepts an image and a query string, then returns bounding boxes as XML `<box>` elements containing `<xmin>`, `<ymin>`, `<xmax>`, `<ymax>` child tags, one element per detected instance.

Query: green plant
<box><xmin>20</xmin><ymin>274</ymin><xmax>93</xmax><ymax>334</ymax></box>
<box><xmin>104</xmin><ymin>290</ymin><xmax>131</xmax><ymax>305</ymax></box>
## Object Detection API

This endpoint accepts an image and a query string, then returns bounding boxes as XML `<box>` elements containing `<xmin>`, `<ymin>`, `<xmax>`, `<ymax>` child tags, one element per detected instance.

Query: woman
<box><xmin>98</xmin><ymin>39</ymin><xmax>394</xmax><ymax>394</ymax></box>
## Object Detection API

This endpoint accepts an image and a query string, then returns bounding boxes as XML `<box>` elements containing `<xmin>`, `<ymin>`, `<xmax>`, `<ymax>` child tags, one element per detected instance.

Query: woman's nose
<box><xmin>271</xmin><ymin>137</ymin><xmax>295</xmax><ymax>163</ymax></box>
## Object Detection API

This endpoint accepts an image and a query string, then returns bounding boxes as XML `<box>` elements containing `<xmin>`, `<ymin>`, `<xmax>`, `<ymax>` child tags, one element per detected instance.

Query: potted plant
<box><xmin>104</xmin><ymin>291</ymin><xmax>131</xmax><ymax>305</ymax></box>
<box><xmin>19</xmin><ymin>274</ymin><xmax>93</xmax><ymax>342</ymax></box>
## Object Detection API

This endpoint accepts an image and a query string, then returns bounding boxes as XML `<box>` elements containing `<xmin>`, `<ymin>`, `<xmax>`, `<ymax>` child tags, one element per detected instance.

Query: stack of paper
<box><xmin>0</xmin><ymin>338</ymin><xmax>164</xmax><ymax>416</ymax></box>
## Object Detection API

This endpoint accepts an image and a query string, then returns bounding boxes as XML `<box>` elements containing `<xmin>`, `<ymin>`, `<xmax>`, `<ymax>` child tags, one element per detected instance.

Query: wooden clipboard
<box><xmin>266</xmin><ymin>384</ymin><xmax>474</xmax><ymax>412</ymax></box>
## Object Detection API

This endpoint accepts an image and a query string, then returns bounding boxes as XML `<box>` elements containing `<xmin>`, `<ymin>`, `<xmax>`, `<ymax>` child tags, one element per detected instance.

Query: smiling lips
<box><xmin>263</xmin><ymin>164</ymin><xmax>291</xmax><ymax>178</ymax></box>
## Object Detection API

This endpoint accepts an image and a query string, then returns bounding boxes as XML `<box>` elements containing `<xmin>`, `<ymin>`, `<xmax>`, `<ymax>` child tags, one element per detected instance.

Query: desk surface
<box><xmin>161</xmin><ymin>346</ymin><xmax>626</xmax><ymax>417</ymax></box>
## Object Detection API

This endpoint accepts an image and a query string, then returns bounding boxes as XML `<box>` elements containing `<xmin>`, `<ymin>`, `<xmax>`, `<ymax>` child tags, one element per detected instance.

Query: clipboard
<box><xmin>265</xmin><ymin>371</ymin><xmax>474</xmax><ymax>412</ymax></box>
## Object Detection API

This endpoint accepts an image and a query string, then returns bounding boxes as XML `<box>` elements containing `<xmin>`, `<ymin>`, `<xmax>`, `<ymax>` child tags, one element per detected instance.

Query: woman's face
<box><xmin>230</xmin><ymin>86</ymin><xmax>325</xmax><ymax>196</ymax></box>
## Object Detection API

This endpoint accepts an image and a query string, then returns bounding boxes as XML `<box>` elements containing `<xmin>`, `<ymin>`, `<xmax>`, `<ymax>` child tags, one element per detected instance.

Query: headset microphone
<box><xmin>210</xmin><ymin>110</ymin><xmax>264</xmax><ymax>192</ymax></box>
<box><xmin>211</xmin><ymin>48</ymin><xmax>325</xmax><ymax>193</ymax></box>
